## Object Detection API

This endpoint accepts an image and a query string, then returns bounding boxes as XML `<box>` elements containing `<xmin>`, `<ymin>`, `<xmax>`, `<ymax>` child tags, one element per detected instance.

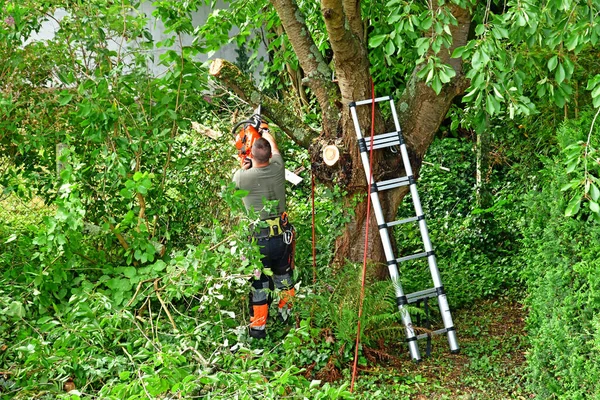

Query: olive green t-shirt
<box><xmin>232</xmin><ymin>154</ymin><xmax>286</xmax><ymax>220</ymax></box>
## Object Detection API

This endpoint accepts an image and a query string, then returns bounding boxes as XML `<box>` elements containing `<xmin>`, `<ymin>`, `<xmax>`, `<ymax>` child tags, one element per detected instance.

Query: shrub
<box><xmin>520</xmin><ymin>113</ymin><xmax>600</xmax><ymax>398</ymax></box>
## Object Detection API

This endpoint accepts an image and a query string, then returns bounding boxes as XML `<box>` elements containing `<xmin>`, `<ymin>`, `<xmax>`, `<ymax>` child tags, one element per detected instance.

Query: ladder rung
<box><xmin>416</xmin><ymin>328</ymin><xmax>449</xmax><ymax>340</ymax></box>
<box><xmin>386</xmin><ymin>216</ymin><xmax>419</xmax><ymax>228</ymax></box>
<box><xmin>406</xmin><ymin>287</ymin><xmax>438</xmax><ymax>304</ymax></box>
<box><xmin>351</xmin><ymin>96</ymin><xmax>392</xmax><ymax>107</ymax></box>
<box><xmin>363</xmin><ymin>131</ymin><xmax>402</xmax><ymax>151</ymax></box>
<box><xmin>396</xmin><ymin>251</ymin><xmax>429</xmax><ymax>263</ymax></box>
<box><xmin>373</xmin><ymin>177</ymin><xmax>410</xmax><ymax>192</ymax></box>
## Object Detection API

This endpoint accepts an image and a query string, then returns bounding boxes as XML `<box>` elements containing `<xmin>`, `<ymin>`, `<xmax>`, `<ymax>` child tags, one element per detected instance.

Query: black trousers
<box><xmin>249</xmin><ymin>235</ymin><xmax>295</xmax><ymax>330</ymax></box>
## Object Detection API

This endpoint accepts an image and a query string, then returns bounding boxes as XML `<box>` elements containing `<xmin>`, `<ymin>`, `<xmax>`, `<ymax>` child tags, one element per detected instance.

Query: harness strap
<box><xmin>253</xmin><ymin>213</ymin><xmax>293</xmax><ymax>239</ymax></box>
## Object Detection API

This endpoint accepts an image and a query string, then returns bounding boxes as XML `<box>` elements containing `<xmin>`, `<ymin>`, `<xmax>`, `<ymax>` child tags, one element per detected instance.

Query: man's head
<box><xmin>251</xmin><ymin>137</ymin><xmax>272</xmax><ymax>164</ymax></box>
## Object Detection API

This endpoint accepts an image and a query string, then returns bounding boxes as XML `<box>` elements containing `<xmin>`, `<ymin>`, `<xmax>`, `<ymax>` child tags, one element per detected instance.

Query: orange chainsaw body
<box><xmin>234</xmin><ymin>119</ymin><xmax>268</xmax><ymax>166</ymax></box>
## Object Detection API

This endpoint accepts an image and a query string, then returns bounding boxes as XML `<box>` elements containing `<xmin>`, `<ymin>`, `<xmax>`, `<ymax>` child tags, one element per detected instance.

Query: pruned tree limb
<box><xmin>209</xmin><ymin>59</ymin><xmax>318</xmax><ymax>148</ymax></box>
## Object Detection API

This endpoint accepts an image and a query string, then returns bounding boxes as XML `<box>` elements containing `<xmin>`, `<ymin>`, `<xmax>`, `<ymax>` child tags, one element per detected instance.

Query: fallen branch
<box><xmin>126</xmin><ymin>278</ymin><xmax>155</xmax><ymax>307</ymax></box>
<box><xmin>154</xmin><ymin>278</ymin><xmax>177</xmax><ymax>331</ymax></box>
<box><xmin>181</xmin><ymin>346</ymin><xmax>209</xmax><ymax>368</ymax></box>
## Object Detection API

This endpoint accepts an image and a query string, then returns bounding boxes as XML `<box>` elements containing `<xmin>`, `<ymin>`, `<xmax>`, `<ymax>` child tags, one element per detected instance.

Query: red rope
<box><xmin>350</xmin><ymin>78</ymin><xmax>377</xmax><ymax>392</ymax></box>
<box><xmin>311</xmin><ymin>172</ymin><xmax>317</xmax><ymax>284</ymax></box>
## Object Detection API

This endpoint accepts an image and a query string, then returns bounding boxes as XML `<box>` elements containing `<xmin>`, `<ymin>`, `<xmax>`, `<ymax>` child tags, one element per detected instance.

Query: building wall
<box><xmin>30</xmin><ymin>3</ymin><xmax>262</xmax><ymax>81</ymax></box>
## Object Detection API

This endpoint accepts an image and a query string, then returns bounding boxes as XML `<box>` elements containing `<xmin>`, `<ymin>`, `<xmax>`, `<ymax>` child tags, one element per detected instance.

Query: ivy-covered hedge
<box><xmin>520</xmin><ymin>116</ymin><xmax>600</xmax><ymax>399</ymax></box>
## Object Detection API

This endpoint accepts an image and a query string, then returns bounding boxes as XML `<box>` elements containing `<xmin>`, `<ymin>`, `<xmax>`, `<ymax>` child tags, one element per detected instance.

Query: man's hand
<box><xmin>242</xmin><ymin>157</ymin><xmax>253</xmax><ymax>170</ymax></box>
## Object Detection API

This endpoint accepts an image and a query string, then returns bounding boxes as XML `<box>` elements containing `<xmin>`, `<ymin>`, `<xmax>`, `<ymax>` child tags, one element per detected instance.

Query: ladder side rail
<box><xmin>410</xmin><ymin>186</ymin><xmax>460</xmax><ymax>352</ymax></box>
<box><xmin>389</xmin><ymin>98</ymin><xmax>460</xmax><ymax>354</ymax></box>
<box><xmin>408</xmin><ymin>185</ymin><xmax>443</xmax><ymax>287</ymax></box>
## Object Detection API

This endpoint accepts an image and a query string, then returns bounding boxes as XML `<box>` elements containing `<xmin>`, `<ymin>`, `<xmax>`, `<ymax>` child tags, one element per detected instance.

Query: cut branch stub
<box><xmin>322</xmin><ymin>144</ymin><xmax>340</xmax><ymax>166</ymax></box>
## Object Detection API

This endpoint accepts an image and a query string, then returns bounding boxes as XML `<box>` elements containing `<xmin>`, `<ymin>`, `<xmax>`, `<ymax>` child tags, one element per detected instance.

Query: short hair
<box><xmin>252</xmin><ymin>137</ymin><xmax>271</xmax><ymax>163</ymax></box>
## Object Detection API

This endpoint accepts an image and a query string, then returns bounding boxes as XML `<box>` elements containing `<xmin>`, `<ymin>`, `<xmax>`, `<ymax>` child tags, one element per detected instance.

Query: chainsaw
<box><xmin>231</xmin><ymin>106</ymin><xmax>268</xmax><ymax>167</ymax></box>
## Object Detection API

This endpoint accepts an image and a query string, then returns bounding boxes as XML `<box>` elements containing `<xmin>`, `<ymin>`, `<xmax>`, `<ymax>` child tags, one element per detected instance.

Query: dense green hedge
<box><xmin>520</xmin><ymin>116</ymin><xmax>600</xmax><ymax>399</ymax></box>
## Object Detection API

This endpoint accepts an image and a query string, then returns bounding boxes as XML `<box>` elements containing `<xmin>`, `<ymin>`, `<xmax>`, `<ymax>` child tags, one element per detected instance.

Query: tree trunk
<box><xmin>329</xmin><ymin>1</ymin><xmax>472</xmax><ymax>267</ymax></box>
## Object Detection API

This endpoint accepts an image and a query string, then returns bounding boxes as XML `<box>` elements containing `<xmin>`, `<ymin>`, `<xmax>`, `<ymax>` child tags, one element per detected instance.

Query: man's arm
<box><xmin>261</xmin><ymin>131</ymin><xmax>280</xmax><ymax>156</ymax></box>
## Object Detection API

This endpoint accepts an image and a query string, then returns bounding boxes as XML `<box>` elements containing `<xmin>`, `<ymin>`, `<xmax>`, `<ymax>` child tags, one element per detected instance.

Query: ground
<box><xmin>350</xmin><ymin>297</ymin><xmax>531</xmax><ymax>399</ymax></box>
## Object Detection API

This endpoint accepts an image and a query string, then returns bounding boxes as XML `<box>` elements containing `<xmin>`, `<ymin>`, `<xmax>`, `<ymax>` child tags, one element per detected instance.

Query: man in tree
<box><xmin>232</xmin><ymin>130</ymin><xmax>295</xmax><ymax>339</ymax></box>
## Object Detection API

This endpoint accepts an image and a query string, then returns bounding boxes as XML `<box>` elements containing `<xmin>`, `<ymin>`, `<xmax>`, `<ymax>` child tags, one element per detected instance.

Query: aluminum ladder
<box><xmin>349</xmin><ymin>95</ymin><xmax>460</xmax><ymax>361</ymax></box>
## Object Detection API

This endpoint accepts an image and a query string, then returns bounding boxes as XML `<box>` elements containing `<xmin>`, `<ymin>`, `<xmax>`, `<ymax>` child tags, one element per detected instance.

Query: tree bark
<box><xmin>270</xmin><ymin>0</ymin><xmax>341</xmax><ymax>136</ymax></box>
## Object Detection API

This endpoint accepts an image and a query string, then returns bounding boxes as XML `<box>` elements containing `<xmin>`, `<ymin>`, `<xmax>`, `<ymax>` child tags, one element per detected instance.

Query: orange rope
<box><xmin>311</xmin><ymin>172</ymin><xmax>317</xmax><ymax>284</ymax></box>
<box><xmin>350</xmin><ymin>78</ymin><xmax>377</xmax><ymax>392</ymax></box>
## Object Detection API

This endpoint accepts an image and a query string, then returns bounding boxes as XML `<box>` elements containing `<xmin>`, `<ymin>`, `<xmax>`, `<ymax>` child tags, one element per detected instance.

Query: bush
<box><xmin>396</xmin><ymin>137</ymin><xmax>524</xmax><ymax>307</ymax></box>
<box><xmin>520</xmin><ymin>114</ymin><xmax>600</xmax><ymax>399</ymax></box>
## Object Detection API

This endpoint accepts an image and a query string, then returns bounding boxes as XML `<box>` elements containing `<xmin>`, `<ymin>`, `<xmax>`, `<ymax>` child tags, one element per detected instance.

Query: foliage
<box><xmin>560</xmin><ymin>108</ymin><xmax>600</xmax><ymax>220</ymax></box>
<box><xmin>394</xmin><ymin>137</ymin><xmax>524</xmax><ymax>306</ymax></box>
<box><xmin>452</xmin><ymin>0</ymin><xmax>600</xmax><ymax>129</ymax></box>
<box><xmin>0</xmin><ymin>185</ymin><xmax>358</xmax><ymax>399</ymax></box>
<box><xmin>2</xmin><ymin>0</ymin><xmax>600</xmax><ymax>399</ymax></box>
<box><xmin>520</xmin><ymin>112</ymin><xmax>600</xmax><ymax>399</ymax></box>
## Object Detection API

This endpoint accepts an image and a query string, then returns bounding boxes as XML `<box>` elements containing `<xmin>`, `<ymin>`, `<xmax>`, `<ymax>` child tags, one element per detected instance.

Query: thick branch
<box><xmin>209</xmin><ymin>59</ymin><xmax>318</xmax><ymax>148</ymax></box>
<box><xmin>342</xmin><ymin>0</ymin><xmax>364</xmax><ymax>40</ymax></box>
<box><xmin>270</xmin><ymin>0</ymin><xmax>340</xmax><ymax>136</ymax></box>
<box><xmin>321</xmin><ymin>0</ymin><xmax>370</xmax><ymax>106</ymax></box>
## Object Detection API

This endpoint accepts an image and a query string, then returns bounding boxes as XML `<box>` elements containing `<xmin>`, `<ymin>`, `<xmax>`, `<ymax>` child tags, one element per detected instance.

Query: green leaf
<box><xmin>485</xmin><ymin>94</ymin><xmax>496</xmax><ymax>115</ymax></box>
<box><xmin>547</xmin><ymin>56</ymin><xmax>558</xmax><ymax>72</ymax></box>
<box><xmin>561</xmin><ymin>179</ymin><xmax>581</xmax><ymax>191</ymax></box>
<box><xmin>153</xmin><ymin>260</ymin><xmax>166</xmax><ymax>272</ymax></box>
<box><xmin>493</xmin><ymin>26</ymin><xmax>509</xmax><ymax>39</ymax></box>
<box><xmin>590</xmin><ymin>184</ymin><xmax>600</xmax><ymax>201</ymax></box>
<box><xmin>120</xmin><ymin>188</ymin><xmax>133</xmax><ymax>199</ymax></box>
<box><xmin>590</xmin><ymin>201</ymin><xmax>600</xmax><ymax>213</ymax></box>
<box><xmin>555</xmin><ymin>63</ymin><xmax>565</xmax><ymax>84</ymax></box>
<box><xmin>421</xmin><ymin>16</ymin><xmax>433</xmax><ymax>30</ymax></box>
<box><xmin>4</xmin><ymin>233</ymin><xmax>17</xmax><ymax>244</ymax></box>
<box><xmin>5</xmin><ymin>301</ymin><xmax>25</xmax><ymax>318</ymax></box>
<box><xmin>368</xmin><ymin>34</ymin><xmax>386</xmax><ymax>48</ymax></box>
<box><xmin>565</xmin><ymin>195</ymin><xmax>581</xmax><ymax>217</ymax></box>
<box><xmin>565</xmin><ymin>34</ymin><xmax>578</xmax><ymax>51</ymax></box>
<box><xmin>431</xmin><ymin>76</ymin><xmax>442</xmax><ymax>95</ymax></box>
<box><xmin>451</xmin><ymin>46</ymin><xmax>465</xmax><ymax>59</ymax></box>
<box><xmin>591</xmin><ymin>84</ymin><xmax>600</xmax><ymax>100</ymax></box>
<box><xmin>59</xmin><ymin>93</ymin><xmax>74</xmax><ymax>106</ymax></box>
<box><xmin>566</xmin><ymin>158</ymin><xmax>579</xmax><ymax>173</ymax></box>
<box><xmin>123</xmin><ymin>267</ymin><xmax>137</xmax><ymax>278</ymax></box>
<box><xmin>384</xmin><ymin>40</ymin><xmax>396</xmax><ymax>56</ymax></box>
<box><xmin>586</xmin><ymin>75</ymin><xmax>600</xmax><ymax>90</ymax></box>
<box><xmin>133</xmin><ymin>171</ymin><xmax>144</xmax><ymax>181</ymax></box>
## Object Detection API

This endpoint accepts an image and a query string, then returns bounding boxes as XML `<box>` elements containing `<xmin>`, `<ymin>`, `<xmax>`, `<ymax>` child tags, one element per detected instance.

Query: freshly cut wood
<box><xmin>322</xmin><ymin>144</ymin><xmax>340</xmax><ymax>166</ymax></box>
